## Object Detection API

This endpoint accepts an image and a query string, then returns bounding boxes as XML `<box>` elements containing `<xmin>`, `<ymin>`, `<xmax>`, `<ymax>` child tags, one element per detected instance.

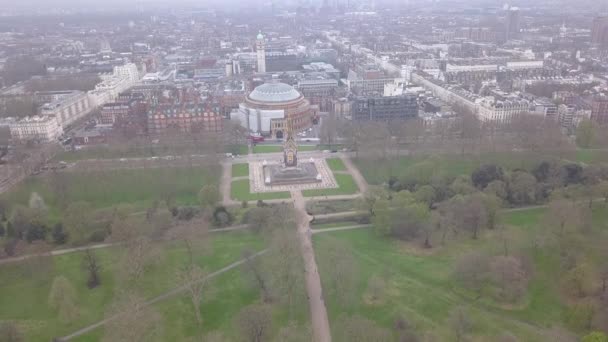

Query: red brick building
<box><xmin>147</xmin><ymin>104</ymin><xmax>223</xmax><ymax>135</ymax></box>
<box><xmin>591</xmin><ymin>95</ymin><xmax>608</xmax><ymax>125</ymax></box>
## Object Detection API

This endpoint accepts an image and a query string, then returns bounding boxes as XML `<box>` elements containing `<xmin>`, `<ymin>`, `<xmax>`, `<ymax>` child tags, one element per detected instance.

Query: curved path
<box><xmin>292</xmin><ymin>191</ymin><xmax>332</xmax><ymax>342</ymax></box>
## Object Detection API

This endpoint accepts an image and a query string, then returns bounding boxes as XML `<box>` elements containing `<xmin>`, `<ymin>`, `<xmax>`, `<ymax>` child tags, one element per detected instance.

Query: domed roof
<box><xmin>248</xmin><ymin>82</ymin><xmax>302</xmax><ymax>103</ymax></box>
<box><xmin>257</xmin><ymin>31</ymin><xmax>264</xmax><ymax>40</ymax></box>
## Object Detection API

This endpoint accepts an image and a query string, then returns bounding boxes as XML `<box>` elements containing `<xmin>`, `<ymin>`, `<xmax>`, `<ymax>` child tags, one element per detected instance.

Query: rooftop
<box><xmin>248</xmin><ymin>82</ymin><xmax>302</xmax><ymax>103</ymax></box>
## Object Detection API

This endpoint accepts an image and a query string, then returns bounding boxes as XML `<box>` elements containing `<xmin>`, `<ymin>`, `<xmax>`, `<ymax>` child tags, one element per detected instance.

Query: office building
<box><xmin>352</xmin><ymin>94</ymin><xmax>418</xmax><ymax>122</ymax></box>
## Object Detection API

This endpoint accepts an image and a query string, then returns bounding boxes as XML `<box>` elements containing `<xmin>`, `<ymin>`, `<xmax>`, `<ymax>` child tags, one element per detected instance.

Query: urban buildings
<box><xmin>591</xmin><ymin>95</ymin><xmax>608</xmax><ymax>125</ymax></box>
<box><xmin>256</xmin><ymin>32</ymin><xmax>266</xmax><ymax>74</ymax></box>
<box><xmin>591</xmin><ymin>16</ymin><xmax>608</xmax><ymax>46</ymax></box>
<box><xmin>9</xmin><ymin>115</ymin><xmax>62</xmax><ymax>142</ymax></box>
<box><xmin>231</xmin><ymin>82</ymin><xmax>315</xmax><ymax>138</ymax></box>
<box><xmin>40</xmin><ymin>91</ymin><xmax>92</xmax><ymax>129</ymax></box>
<box><xmin>148</xmin><ymin>105</ymin><xmax>223</xmax><ymax>135</ymax></box>
<box><xmin>352</xmin><ymin>94</ymin><xmax>418</xmax><ymax>122</ymax></box>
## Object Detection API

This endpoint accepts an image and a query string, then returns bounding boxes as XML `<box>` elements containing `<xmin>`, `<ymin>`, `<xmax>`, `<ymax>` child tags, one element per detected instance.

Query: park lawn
<box><xmin>575</xmin><ymin>149</ymin><xmax>608</xmax><ymax>164</ymax></box>
<box><xmin>0</xmin><ymin>231</ymin><xmax>265</xmax><ymax>342</ymax></box>
<box><xmin>354</xmin><ymin>152</ymin><xmax>547</xmax><ymax>185</ymax></box>
<box><xmin>230</xmin><ymin>179</ymin><xmax>291</xmax><ymax>201</ymax></box>
<box><xmin>314</xmin><ymin>228</ymin><xmax>549</xmax><ymax>341</ymax></box>
<box><xmin>325</xmin><ymin>158</ymin><xmax>347</xmax><ymax>172</ymax></box>
<box><xmin>2</xmin><ymin>166</ymin><xmax>220</xmax><ymax>219</ymax></box>
<box><xmin>306</xmin><ymin>199</ymin><xmax>359</xmax><ymax>215</ymax></box>
<box><xmin>252</xmin><ymin>145</ymin><xmax>317</xmax><ymax>154</ymax></box>
<box><xmin>302</xmin><ymin>174</ymin><xmax>358</xmax><ymax>197</ymax></box>
<box><xmin>231</xmin><ymin>163</ymin><xmax>249</xmax><ymax>178</ymax></box>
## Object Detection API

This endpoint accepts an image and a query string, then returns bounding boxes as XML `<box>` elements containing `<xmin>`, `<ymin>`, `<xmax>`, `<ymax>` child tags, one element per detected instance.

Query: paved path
<box><xmin>341</xmin><ymin>156</ymin><xmax>368</xmax><ymax>194</ymax></box>
<box><xmin>0</xmin><ymin>225</ymin><xmax>251</xmax><ymax>265</ymax></box>
<box><xmin>312</xmin><ymin>224</ymin><xmax>371</xmax><ymax>234</ymax></box>
<box><xmin>58</xmin><ymin>249</ymin><xmax>268</xmax><ymax>341</ymax></box>
<box><xmin>220</xmin><ymin>162</ymin><xmax>232</xmax><ymax>206</ymax></box>
<box><xmin>291</xmin><ymin>191</ymin><xmax>332</xmax><ymax>342</ymax></box>
<box><xmin>0</xmin><ymin>242</ymin><xmax>121</xmax><ymax>265</ymax></box>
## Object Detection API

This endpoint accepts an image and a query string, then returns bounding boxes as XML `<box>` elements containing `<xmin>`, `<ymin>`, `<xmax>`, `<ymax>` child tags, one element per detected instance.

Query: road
<box><xmin>291</xmin><ymin>191</ymin><xmax>332</xmax><ymax>342</ymax></box>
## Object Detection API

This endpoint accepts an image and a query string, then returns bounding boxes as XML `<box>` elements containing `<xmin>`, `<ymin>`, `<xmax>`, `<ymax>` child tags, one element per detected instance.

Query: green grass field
<box><xmin>326</xmin><ymin>158</ymin><xmax>347</xmax><ymax>172</ymax></box>
<box><xmin>53</xmin><ymin>144</ymin><xmax>249</xmax><ymax>162</ymax></box>
<box><xmin>230</xmin><ymin>179</ymin><xmax>291</xmax><ymax>201</ymax></box>
<box><xmin>313</xmin><ymin>206</ymin><xmax>608</xmax><ymax>340</ymax></box>
<box><xmin>575</xmin><ymin>149</ymin><xmax>608</xmax><ymax>164</ymax></box>
<box><xmin>354</xmin><ymin>152</ymin><xmax>545</xmax><ymax>186</ymax></box>
<box><xmin>0</xmin><ymin>231</ymin><xmax>266</xmax><ymax>342</ymax></box>
<box><xmin>1</xmin><ymin>167</ymin><xmax>220</xmax><ymax>219</ymax></box>
<box><xmin>231</xmin><ymin>163</ymin><xmax>249</xmax><ymax>178</ymax></box>
<box><xmin>252</xmin><ymin>145</ymin><xmax>317</xmax><ymax>154</ymax></box>
<box><xmin>302</xmin><ymin>174</ymin><xmax>359</xmax><ymax>197</ymax></box>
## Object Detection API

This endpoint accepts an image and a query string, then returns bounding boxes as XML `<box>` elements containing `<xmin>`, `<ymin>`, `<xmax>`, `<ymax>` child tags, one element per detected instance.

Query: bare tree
<box><xmin>448</xmin><ymin>306</ymin><xmax>473</xmax><ymax>342</ymax></box>
<box><xmin>119</xmin><ymin>237</ymin><xmax>162</xmax><ymax>285</ymax></box>
<box><xmin>48</xmin><ymin>275</ymin><xmax>79</xmax><ymax>322</ymax></box>
<box><xmin>177</xmin><ymin>264</ymin><xmax>207</xmax><ymax>325</ymax></box>
<box><xmin>264</xmin><ymin>229</ymin><xmax>305</xmax><ymax>316</ymax></box>
<box><xmin>242</xmin><ymin>249</ymin><xmax>271</xmax><ymax>302</ymax></box>
<box><xmin>64</xmin><ymin>201</ymin><xmax>93</xmax><ymax>245</ymax></box>
<box><xmin>82</xmin><ymin>249</ymin><xmax>101</xmax><ymax>289</ymax></box>
<box><xmin>235</xmin><ymin>303</ymin><xmax>273</xmax><ymax>342</ymax></box>
<box><xmin>490</xmin><ymin>256</ymin><xmax>528</xmax><ymax>302</ymax></box>
<box><xmin>318</xmin><ymin>238</ymin><xmax>358</xmax><ymax>307</ymax></box>
<box><xmin>320</xmin><ymin>112</ymin><xmax>339</xmax><ymax>149</ymax></box>
<box><xmin>453</xmin><ymin>251</ymin><xmax>489</xmax><ymax>298</ymax></box>
<box><xmin>273</xmin><ymin>323</ymin><xmax>312</xmax><ymax>342</ymax></box>
<box><xmin>103</xmin><ymin>292</ymin><xmax>163</xmax><ymax>342</ymax></box>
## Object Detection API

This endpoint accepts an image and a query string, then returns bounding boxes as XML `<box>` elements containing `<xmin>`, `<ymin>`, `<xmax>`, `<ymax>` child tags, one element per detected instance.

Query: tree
<box><xmin>320</xmin><ymin>112</ymin><xmax>339</xmax><ymax>149</ymax></box>
<box><xmin>453</xmin><ymin>252</ymin><xmax>489</xmax><ymax>298</ymax></box>
<box><xmin>390</xmin><ymin>202</ymin><xmax>430</xmax><ymax>241</ymax></box>
<box><xmin>0</xmin><ymin>322</ymin><xmax>23</xmax><ymax>342</ymax></box>
<box><xmin>273</xmin><ymin>322</ymin><xmax>312</xmax><ymax>342</ymax></box>
<box><xmin>448</xmin><ymin>306</ymin><xmax>473</xmax><ymax>342</ymax></box>
<box><xmin>472</xmin><ymin>164</ymin><xmax>504</xmax><ymax>189</ymax></box>
<box><xmin>563</xmin><ymin>263</ymin><xmax>594</xmax><ymax>298</ymax></box>
<box><xmin>371</xmin><ymin>198</ymin><xmax>391</xmax><ymax>236</ymax></box>
<box><xmin>64</xmin><ymin>201</ymin><xmax>93</xmax><ymax>245</ymax></box>
<box><xmin>242</xmin><ymin>249</ymin><xmax>271</xmax><ymax>302</ymax></box>
<box><xmin>484</xmin><ymin>180</ymin><xmax>507</xmax><ymax>201</ymax></box>
<box><xmin>508</xmin><ymin>171</ymin><xmax>537</xmax><ymax>205</ymax></box>
<box><xmin>119</xmin><ymin>237</ymin><xmax>161</xmax><ymax>285</ymax></box>
<box><xmin>110</xmin><ymin>215</ymin><xmax>142</xmax><ymax>242</ymax></box>
<box><xmin>414</xmin><ymin>185</ymin><xmax>436</xmax><ymax>208</ymax></box>
<box><xmin>48</xmin><ymin>276</ymin><xmax>79</xmax><ymax>322</ymax></box>
<box><xmin>52</xmin><ymin>223</ymin><xmax>68</xmax><ymax>245</ymax></box>
<box><xmin>334</xmin><ymin>315</ymin><xmax>392</xmax><ymax>342</ymax></box>
<box><xmin>598</xmin><ymin>180</ymin><xmax>608</xmax><ymax>205</ymax></box>
<box><xmin>264</xmin><ymin>229</ymin><xmax>304</xmax><ymax>315</ymax></box>
<box><xmin>28</xmin><ymin>192</ymin><xmax>47</xmax><ymax>212</ymax></box>
<box><xmin>490</xmin><ymin>256</ymin><xmax>528</xmax><ymax>302</ymax></box>
<box><xmin>450</xmin><ymin>175</ymin><xmax>476</xmax><ymax>196</ymax></box>
<box><xmin>82</xmin><ymin>249</ymin><xmax>101</xmax><ymax>289</ymax></box>
<box><xmin>246</xmin><ymin>207</ymin><xmax>273</xmax><ymax>233</ymax></box>
<box><xmin>582</xmin><ymin>332</ymin><xmax>608</xmax><ymax>342</ymax></box>
<box><xmin>235</xmin><ymin>303</ymin><xmax>273</xmax><ymax>342</ymax></box>
<box><xmin>103</xmin><ymin>292</ymin><xmax>163</xmax><ymax>342</ymax></box>
<box><xmin>317</xmin><ymin>238</ymin><xmax>358</xmax><ymax>307</ymax></box>
<box><xmin>177</xmin><ymin>264</ymin><xmax>207</xmax><ymax>324</ymax></box>
<box><xmin>198</xmin><ymin>184</ymin><xmax>220</xmax><ymax>210</ymax></box>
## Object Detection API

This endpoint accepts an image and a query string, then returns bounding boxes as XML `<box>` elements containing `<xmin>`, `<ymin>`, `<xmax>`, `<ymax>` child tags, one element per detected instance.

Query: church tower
<box><xmin>256</xmin><ymin>31</ymin><xmax>266</xmax><ymax>74</ymax></box>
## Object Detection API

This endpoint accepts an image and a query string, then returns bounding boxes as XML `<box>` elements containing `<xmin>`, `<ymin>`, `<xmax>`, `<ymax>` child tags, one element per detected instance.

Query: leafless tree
<box><xmin>48</xmin><ymin>275</ymin><xmax>79</xmax><ymax>322</ymax></box>
<box><xmin>318</xmin><ymin>238</ymin><xmax>358</xmax><ymax>307</ymax></box>
<box><xmin>234</xmin><ymin>303</ymin><xmax>273</xmax><ymax>342</ymax></box>
<box><xmin>82</xmin><ymin>249</ymin><xmax>101</xmax><ymax>289</ymax></box>
<box><xmin>102</xmin><ymin>292</ymin><xmax>163</xmax><ymax>342</ymax></box>
<box><xmin>453</xmin><ymin>251</ymin><xmax>489</xmax><ymax>298</ymax></box>
<box><xmin>177</xmin><ymin>264</ymin><xmax>207</xmax><ymax>325</ymax></box>
<box><xmin>242</xmin><ymin>249</ymin><xmax>271</xmax><ymax>302</ymax></box>
<box><xmin>64</xmin><ymin>201</ymin><xmax>93</xmax><ymax>245</ymax></box>
<box><xmin>320</xmin><ymin>112</ymin><xmax>339</xmax><ymax>149</ymax></box>
<box><xmin>490</xmin><ymin>256</ymin><xmax>528</xmax><ymax>302</ymax></box>
<box><xmin>119</xmin><ymin>237</ymin><xmax>162</xmax><ymax>285</ymax></box>
<box><xmin>448</xmin><ymin>306</ymin><xmax>473</xmax><ymax>342</ymax></box>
